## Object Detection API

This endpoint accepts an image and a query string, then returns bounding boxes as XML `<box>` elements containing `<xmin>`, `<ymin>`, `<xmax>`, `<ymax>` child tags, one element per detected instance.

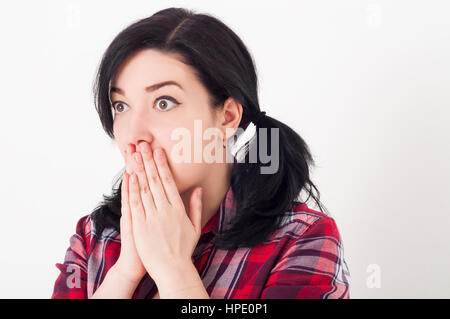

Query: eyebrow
<box><xmin>110</xmin><ymin>80</ymin><xmax>184</xmax><ymax>95</ymax></box>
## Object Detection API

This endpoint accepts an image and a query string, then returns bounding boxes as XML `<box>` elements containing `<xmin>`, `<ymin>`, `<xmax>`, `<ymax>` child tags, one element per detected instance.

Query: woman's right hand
<box><xmin>113</xmin><ymin>144</ymin><xmax>148</xmax><ymax>285</ymax></box>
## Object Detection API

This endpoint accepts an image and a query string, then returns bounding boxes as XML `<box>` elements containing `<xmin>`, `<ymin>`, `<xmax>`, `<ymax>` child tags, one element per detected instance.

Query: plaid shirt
<box><xmin>51</xmin><ymin>185</ymin><xmax>350</xmax><ymax>299</ymax></box>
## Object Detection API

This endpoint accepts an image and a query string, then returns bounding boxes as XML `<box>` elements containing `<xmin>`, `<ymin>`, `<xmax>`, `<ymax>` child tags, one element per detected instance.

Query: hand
<box><xmin>113</xmin><ymin>144</ymin><xmax>147</xmax><ymax>285</ymax></box>
<box><xmin>128</xmin><ymin>141</ymin><xmax>203</xmax><ymax>283</ymax></box>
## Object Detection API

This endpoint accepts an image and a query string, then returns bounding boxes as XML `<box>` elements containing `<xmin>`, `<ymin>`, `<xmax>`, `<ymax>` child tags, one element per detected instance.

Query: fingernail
<box><xmin>197</xmin><ymin>188</ymin><xmax>202</xmax><ymax>198</ymax></box>
<box><xmin>141</xmin><ymin>142</ymin><xmax>150</xmax><ymax>153</ymax></box>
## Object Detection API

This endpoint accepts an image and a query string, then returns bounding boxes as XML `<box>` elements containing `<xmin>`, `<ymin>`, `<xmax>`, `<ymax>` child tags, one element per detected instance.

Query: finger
<box><xmin>125</xmin><ymin>144</ymin><xmax>136</xmax><ymax>174</ymax></box>
<box><xmin>128</xmin><ymin>172</ymin><xmax>146</xmax><ymax>226</ymax></box>
<box><xmin>131</xmin><ymin>150</ymin><xmax>157</xmax><ymax>217</ymax></box>
<box><xmin>120</xmin><ymin>172</ymin><xmax>132</xmax><ymax>235</ymax></box>
<box><xmin>121</xmin><ymin>172</ymin><xmax>129</xmax><ymax>206</ymax></box>
<box><xmin>137</xmin><ymin>142</ymin><xmax>169</xmax><ymax>211</ymax></box>
<box><xmin>188</xmin><ymin>187</ymin><xmax>203</xmax><ymax>237</ymax></box>
<box><xmin>152</xmin><ymin>147</ymin><xmax>184</xmax><ymax>208</ymax></box>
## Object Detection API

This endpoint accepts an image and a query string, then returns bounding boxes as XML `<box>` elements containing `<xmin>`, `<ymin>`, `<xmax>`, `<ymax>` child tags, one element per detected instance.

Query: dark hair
<box><xmin>91</xmin><ymin>7</ymin><xmax>329</xmax><ymax>249</ymax></box>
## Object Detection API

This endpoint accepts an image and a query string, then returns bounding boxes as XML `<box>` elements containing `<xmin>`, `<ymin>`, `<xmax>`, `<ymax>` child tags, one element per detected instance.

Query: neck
<box><xmin>180</xmin><ymin>162</ymin><xmax>233</xmax><ymax>231</ymax></box>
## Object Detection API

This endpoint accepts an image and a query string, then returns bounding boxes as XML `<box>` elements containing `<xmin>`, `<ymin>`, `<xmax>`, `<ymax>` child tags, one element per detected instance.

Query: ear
<box><xmin>216</xmin><ymin>97</ymin><xmax>243</xmax><ymax>140</ymax></box>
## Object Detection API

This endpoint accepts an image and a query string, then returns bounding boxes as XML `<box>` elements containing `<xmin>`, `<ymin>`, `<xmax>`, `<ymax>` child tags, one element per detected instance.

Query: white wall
<box><xmin>0</xmin><ymin>0</ymin><xmax>448</xmax><ymax>298</ymax></box>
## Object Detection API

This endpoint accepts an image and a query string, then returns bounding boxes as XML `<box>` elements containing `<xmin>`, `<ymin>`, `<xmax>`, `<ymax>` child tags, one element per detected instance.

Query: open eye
<box><xmin>111</xmin><ymin>96</ymin><xmax>181</xmax><ymax>115</ymax></box>
<box><xmin>112</xmin><ymin>101</ymin><xmax>129</xmax><ymax>114</ymax></box>
<box><xmin>155</xmin><ymin>96</ymin><xmax>181</xmax><ymax>112</ymax></box>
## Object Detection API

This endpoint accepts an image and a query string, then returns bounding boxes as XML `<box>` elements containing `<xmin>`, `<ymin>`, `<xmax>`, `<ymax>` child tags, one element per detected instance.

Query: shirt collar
<box><xmin>191</xmin><ymin>184</ymin><xmax>237</xmax><ymax>261</ymax></box>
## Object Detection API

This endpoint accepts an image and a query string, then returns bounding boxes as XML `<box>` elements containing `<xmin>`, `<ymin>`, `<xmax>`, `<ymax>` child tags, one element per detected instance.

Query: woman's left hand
<box><xmin>127</xmin><ymin>141</ymin><xmax>203</xmax><ymax>283</ymax></box>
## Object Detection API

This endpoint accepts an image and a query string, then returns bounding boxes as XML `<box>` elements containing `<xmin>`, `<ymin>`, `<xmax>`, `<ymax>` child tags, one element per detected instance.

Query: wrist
<box><xmin>154</xmin><ymin>260</ymin><xmax>202</xmax><ymax>294</ymax></box>
<box><xmin>110</xmin><ymin>262</ymin><xmax>145</xmax><ymax>287</ymax></box>
<box><xmin>91</xmin><ymin>263</ymin><xmax>143</xmax><ymax>299</ymax></box>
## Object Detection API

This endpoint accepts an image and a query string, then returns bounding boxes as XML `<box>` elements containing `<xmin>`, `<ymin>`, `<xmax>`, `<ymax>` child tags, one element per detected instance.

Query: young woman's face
<box><xmin>111</xmin><ymin>49</ymin><xmax>225</xmax><ymax>194</ymax></box>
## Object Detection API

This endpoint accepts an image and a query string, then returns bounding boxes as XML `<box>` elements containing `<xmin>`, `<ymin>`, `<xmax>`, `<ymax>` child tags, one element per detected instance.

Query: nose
<box><xmin>124</xmin><ymin>110</ymin><xmax>155</xmax><ymax>153</ymax></box>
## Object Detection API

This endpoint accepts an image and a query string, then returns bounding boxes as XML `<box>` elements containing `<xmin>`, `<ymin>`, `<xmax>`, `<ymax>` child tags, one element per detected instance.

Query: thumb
<box><xmin>188</xmin><ymin>187</ymin><xmax>203</xmax><ymax>237</ymax></box>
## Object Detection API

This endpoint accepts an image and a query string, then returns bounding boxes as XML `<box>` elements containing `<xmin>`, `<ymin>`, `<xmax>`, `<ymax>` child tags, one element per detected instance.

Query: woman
<box><xmin>51</xmin><ymin>7</ymin><xmax>350</xmax><ymax>299</ymax></box>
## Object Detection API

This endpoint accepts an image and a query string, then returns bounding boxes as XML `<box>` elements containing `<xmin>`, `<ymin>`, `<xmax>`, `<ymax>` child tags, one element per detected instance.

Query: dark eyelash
<box><xmin>155</xmin><ymin>95</ymin><xmax>181</xmax><ymax>105</ymax></box>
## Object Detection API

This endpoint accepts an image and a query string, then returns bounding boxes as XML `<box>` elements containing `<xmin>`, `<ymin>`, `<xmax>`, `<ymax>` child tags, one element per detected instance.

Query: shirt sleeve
<box><xmin>51</xmin><ymin>214</ymin><xmax>91</xmax><ymax>299</ymax></box>
<box><xmin>260</xmin><ymin>215</ymin><xmax>351</xmax><ymax>299</ymax></box>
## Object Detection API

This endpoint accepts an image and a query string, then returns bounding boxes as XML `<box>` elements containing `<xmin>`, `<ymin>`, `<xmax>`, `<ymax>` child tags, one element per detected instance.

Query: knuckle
<box><xmin>130</xmin><ymin>197</ymin><xmax>140</xmax><ymax>207</ymax></box>
<box><xmin>163</xmin><ymin>174</ymin><xmax>172</xmax><ymax>184</ymax></box>
<box><xmin>151</xmin><ymin>174</ymin><xmax>159</xmax><ymax>183</ymax></box>
<box><xmin>140</xmin><ymin>184</ymin><xmax>150</xmax><ymax>194</ymax></box>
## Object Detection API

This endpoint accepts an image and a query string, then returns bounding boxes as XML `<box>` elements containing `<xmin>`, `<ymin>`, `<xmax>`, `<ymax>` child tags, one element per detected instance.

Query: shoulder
<box><xmin>75</xmin><ymin>213</ymin><xmax>92</xmax><ymax>235</ymax></box>
<box><xmin>276</xmin><ymin>202</ymin><xmax>343</xmax><ymax>243</ymax></box>
<box><xmin>261</xmin><ymin>202</ymin><xmax>351</xmax><ymax>299</ymax></box>
<box><xmin>66</xmin><ymin>212</ymin><xmax>121</xmax><ymax>261</ymax></box>
<box><xmin>70</xmin><ymin>213</ymin><xmax>93</xmax><ymax>251</ymax></box>
<box><xmin>73</xmin><ymin>212</ymin><xmax>120</xmax><ymax>243</ymax></box>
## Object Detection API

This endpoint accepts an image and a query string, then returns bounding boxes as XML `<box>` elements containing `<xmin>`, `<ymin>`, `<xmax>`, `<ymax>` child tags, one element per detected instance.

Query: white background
<box><xmin>0</xmin><ymin>0</ymin><xmax>449</xmax><ymax>298</ymax></box>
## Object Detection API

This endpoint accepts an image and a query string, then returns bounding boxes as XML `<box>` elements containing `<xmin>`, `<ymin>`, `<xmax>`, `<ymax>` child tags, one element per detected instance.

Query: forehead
<box><xmin>111</xmin><ymin>49</ymin><xmax>195</xmax><ymax>89</ymax></box>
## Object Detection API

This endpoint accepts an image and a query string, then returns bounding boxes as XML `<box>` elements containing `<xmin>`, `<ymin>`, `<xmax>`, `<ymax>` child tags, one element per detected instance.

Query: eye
<box><xmin>112</xmin><ymin>101</ymin><xmax>129</xmax><ymax>114</ymax></box>
<box><xmin>154</xmin><ymin>95</ymin><xmax>181</xmax><ymax>112</ymax></box>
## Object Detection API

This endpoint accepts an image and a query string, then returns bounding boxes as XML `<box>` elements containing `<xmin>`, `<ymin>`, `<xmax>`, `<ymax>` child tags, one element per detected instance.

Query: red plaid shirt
<box><xmin>51</xmin><ymin>185</ymin><xmax>350</xmax><ymax>298</ymax></box>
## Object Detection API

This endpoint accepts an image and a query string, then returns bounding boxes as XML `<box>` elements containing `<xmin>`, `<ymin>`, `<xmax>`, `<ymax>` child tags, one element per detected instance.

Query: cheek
<box><xmin>167</xmin><ymin>161</ymin><xmax>206</xmax><ymax>193</ymax></box>
<box><xmin>164</xmin><ymin>138</ymin><xmax>210</xmax><ymax>194</ymax></box>
<box><xmin>112</xmin><ymin>123</ymin><xmax>126</xmax><ymax>156</ymax></box>
<box><xmin>158</xmin><ymin>118</ymin><xmax>217</xmax><ymax>192</ymax></box>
